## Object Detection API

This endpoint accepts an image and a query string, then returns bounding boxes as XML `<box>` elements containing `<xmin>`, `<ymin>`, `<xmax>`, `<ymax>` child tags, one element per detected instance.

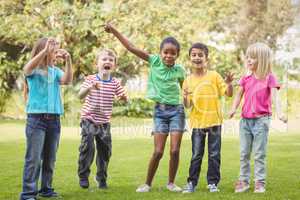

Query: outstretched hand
<box><xmin>225</xmin><ymin>72</ymin><xmax>234</xmax><ymax>84</ymax></box>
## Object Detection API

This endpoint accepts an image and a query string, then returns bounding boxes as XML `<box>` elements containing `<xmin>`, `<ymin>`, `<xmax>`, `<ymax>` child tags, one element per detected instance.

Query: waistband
<box><xmin>27</xmin><ymin>113</ymin><xmax>60</xmax><ymax>120</ymax></box>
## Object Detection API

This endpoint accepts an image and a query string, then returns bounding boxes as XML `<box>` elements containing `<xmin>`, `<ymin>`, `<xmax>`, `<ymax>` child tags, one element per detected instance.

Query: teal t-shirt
<box><xmin>26</xmin><ymin>66</ymin><xmax>64</xmax><ymax>114</ymax></box>
<box><xmin>146</xmin><ymin>54</ymin><xmax>186</xmax><ymax>105</ymax></box>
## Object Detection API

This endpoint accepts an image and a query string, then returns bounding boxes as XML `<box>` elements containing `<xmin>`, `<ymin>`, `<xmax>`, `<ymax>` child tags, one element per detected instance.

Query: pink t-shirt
<box><xmin>239</xmin><ymin>73</ymin><xmax>280</xmax><ymax>119</ymax></box>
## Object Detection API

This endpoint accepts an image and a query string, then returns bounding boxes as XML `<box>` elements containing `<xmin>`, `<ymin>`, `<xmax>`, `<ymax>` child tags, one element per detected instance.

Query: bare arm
<box><xmin>58</xmin><ymin>49</ymin><xmax>73</xmax><ymax>85</ymax></box>
<box><xmin>104</xmin><ymin>23</ymin><xmax>149</xmax><ymax>61</ymax></box>
<box><xmin>78</xmin><ymin>81</ymin><xmax>99</xmax><ymax>99</ymax></box>
<box><xmin>183</xmin><ymin>88</ymin><xmax>193</xmax><ymax>108</ymax></box>
<box><xmin>23</xmin><ymin>38</ymin><xmax>55</xmax><ymax>76</ymax></box>
<box><xmin>272</xmin><ymin>88</ymin><xmax>287</xmax><ymax>123</ymax></box>
<box><xmin>229</xmin><ymin>87</ymin><xmax>244</xmax><ymax>118</ymax></box>
<box><xmin>224</xmin><ymin>72</ymin><xmax>234</xmax><ymax>97</ymax></box>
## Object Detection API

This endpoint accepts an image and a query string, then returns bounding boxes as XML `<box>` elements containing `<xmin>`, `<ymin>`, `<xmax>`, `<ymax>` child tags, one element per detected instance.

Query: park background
<box><xmin>0</xmin><ymin>0</ymin><xmax>300</xmax><ymax>199</ymax></box>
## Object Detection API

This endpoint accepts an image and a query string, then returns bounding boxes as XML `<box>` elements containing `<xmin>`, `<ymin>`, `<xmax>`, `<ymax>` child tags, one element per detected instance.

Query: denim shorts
<box><xmin>152</xmin><ymin>103</ymin><xmax>185</xmax><ymax>134</ymax></box>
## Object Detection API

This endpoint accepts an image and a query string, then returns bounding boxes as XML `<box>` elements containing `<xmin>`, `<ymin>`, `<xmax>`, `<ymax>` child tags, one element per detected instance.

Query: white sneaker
<box><xmin>136</xmin><ymin>184</ymin><xmax>151</xmax><ymax>192</ymax></box>
<box><xmin>166</xmin><ymin>183</ymin><xmax>182</xmax><ymax>192</ymax></box>
<box><xmin>207</xmin><ymin>184</ymin><xmax>220</xmax><ymax>192</ymax></box>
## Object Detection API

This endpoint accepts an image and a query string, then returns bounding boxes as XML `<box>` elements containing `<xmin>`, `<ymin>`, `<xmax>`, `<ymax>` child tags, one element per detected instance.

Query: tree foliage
<box><xmin>0</xmin><ymin>0</ymin><xmax>298</xmax><ymax>113</ymax></box>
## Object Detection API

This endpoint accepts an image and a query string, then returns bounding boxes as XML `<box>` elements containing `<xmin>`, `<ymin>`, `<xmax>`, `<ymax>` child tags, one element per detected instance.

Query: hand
<box><xmin>55</xmin><ymin>49</ymin><xmax>70</xmax><ymax>61</ymax></box>
<box><xmin>225</xmin><ymin>72</ymin><xmax>234</xmax><ymax>84</ymax></box>
<box><xmin>279</xmin><ymin>115</ymin><xmax>288</xmax><ymax>123</ymax></box>
<box><xmin>119</xmin><ymin>94</ymin><xmax>128</xmax><ymax>102</ymax></box>
<box><xmin>183</xmin><ymin>88</ymin><xmax>193</xmax><ymax>99</ymax></box>
<box><xmin>104</xmin><ymin>22</ymin><xmax>115</xmax><ymax>33</ymax></box>
<box><xmin>88</xmin><ymin>81</ymin><xmax>100</xmax><ymax>90</ymax></box>
<box><xmin>44</xmin><ymin>38</ymin><xmax>57</xmax><ymax>54</ymax></box>
<box><xmin>228</xmin><ymin>109</ymin><xmax>236</xmax><ymax>119</ymax></box>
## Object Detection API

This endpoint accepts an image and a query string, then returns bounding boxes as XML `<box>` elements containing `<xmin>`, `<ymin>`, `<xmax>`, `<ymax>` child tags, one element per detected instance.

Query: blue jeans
<box><xmin>239</xmin><ymin>116</ymin><xmax>270</xmax><ymax>184</ymax></box>
<box><xmin>152</xmin><ymin>103</ymin><xmax>185</xmax><ymax>134</ymax></box>
<box><xmin>187</xmin><ymin>126</ymin><xmax>221</xmax><ymax>186</ymax></box>
<box><xmin>20</xmin><ymin>114</ymin><xmax>61</xmax><ymax>200</ymax></box>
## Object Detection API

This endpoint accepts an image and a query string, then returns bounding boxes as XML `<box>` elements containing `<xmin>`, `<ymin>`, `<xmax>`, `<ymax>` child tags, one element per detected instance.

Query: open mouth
<box><xmin>104</xmin><ymin>66</ymin><xmax>111</xmax><ymax>70</ymax></box>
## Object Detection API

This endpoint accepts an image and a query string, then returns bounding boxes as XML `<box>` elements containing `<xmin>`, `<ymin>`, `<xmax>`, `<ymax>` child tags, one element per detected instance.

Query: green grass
<box><xmin>0</xmin><ymin>123</ymin><xmax>300</xmax><ymax>200</ymax></box>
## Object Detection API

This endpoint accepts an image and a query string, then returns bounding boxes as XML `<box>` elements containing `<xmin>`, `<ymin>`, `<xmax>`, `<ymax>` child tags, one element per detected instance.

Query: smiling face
<box><xmin>160</xmin><ymin>43</ymin><xmax>179</xmax><ymax>66</ymax></box>
<box><xmin>96</xmin><ymin>51</ymin><xmax>116</xmax><ymax>75</ymax></box>
<box><xmin>190</xmin><ymin>48</ymin><xmax>208</xmax><ymax>69</ymax></box>
<box><xmin>245</xmin><ymin>55</ymin><xmax>258</xmax><ymax>72</ymax></box>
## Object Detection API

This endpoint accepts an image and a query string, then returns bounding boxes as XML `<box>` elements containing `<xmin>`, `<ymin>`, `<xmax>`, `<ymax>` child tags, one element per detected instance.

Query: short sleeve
<box><xmin>268</xmin><ymin>74</ymin><xmax>280</xmax><ymax>89</ymax></box>
<box><xmin>178</xmin><ymin>66</ymin><xmax>186</xmax><ymax>81</ymax></box>
<box><xmin>216</xmin><ymin>72</ymin><xmax>227</xmax><ymax>96</ymax></box>
<box><xmin>55</xmin><ymin>67</ymin><xmax>64</xmax><ymax>82</ymax></box>
<box><xmin>148</xmin><ymin>54</ymin><xmax>161</xmax><ymax>68</ymax></box>
<box><xmin>239</xmin><ymin>76</ymin><xmax>246</xmax><ymax>88</ymax></box>
<box><xmin>115</xmin><ymin>79</ymin><xmax>126</xmax><ymax>98</ymax></box>
<box><xmin>81</xmin><ymin>75</ymin><xmax>93</xmax><ymax>89</ymax></box>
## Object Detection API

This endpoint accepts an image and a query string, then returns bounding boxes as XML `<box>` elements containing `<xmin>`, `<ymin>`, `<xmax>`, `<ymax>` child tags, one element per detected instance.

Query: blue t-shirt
<box><xmin>26</xmin><ymin>66</ymin><xmax>64</xmax><ymax>114</ymax></box>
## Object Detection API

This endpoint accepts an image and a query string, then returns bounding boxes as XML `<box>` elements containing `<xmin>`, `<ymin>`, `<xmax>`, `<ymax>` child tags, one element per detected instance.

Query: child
<box><xmin>77</xmin><ymin>49</ymin><xmax>127</xmax><ymax>189</ymax></box>
<box><xmin>182</xmin><ymin>43</ymin><xmax>233</xmax><ymax>193</ymax></box>
<box><xmin>20</xmin><ymin>37</ymin><xmax>73</xmax><ymax>200</ymax></box>
<box><xmin>104</xmin><ymin>23</ymin><xmax>186</xmax><ymax>192</ymax></box>
<box><xmin>229</xmin><ymin>42</ymin><xmax>287</xmax><ymax>193</ymax></box>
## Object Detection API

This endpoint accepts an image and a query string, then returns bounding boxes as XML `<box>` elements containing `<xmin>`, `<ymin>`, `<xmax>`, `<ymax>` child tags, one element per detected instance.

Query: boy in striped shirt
<box><xmin>77</xmin><ymin>49</ymin><xmax>127</xmax><ymax>189</ymax></box>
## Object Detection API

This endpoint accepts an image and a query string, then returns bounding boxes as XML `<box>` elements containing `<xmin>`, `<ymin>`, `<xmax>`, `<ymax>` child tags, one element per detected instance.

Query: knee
<box><xmin>170</xmin><ymin>149</ymin><xmax>180</xmax><ymax>159</ymax></box>
<box><xmin>152</xmin><ymin>151</ymin><xmax>163</xmax><ymax>160</ymax></box>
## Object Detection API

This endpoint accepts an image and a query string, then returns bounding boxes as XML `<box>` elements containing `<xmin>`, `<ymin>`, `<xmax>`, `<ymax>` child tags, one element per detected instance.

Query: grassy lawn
<box><xmin>0</xmin><ymin>122</ymin><xmax>299</xmax><ymax>200</ymax></box>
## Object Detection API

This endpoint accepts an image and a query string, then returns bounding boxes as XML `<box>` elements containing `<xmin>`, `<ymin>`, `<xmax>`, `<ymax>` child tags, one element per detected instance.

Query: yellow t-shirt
<box><xmin>183</xmin><ymin>71</ymin><xmax>227</xmax><ymax>129</ymax></box>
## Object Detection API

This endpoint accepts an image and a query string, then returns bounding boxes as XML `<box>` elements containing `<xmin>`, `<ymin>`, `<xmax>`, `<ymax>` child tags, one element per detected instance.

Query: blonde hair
<box><xmin>246</xmin><ymin>42</ymin><xmax>272</xmax><ymax>79</ymax></box>
<box><xmin>96</xmin><ymin>49</ymin><xmax>117</xmax><ymax>64</ymax></box>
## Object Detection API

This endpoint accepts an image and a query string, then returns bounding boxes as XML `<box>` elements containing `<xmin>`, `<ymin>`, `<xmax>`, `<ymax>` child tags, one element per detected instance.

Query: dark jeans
<box><xmin>20</xmin><ymin>114</ymin><xmax>61</xmax><ymax>200</ymax></box>
<box><xmin>187</xmin><ymin>126</ymin><xmax>221</xmax><ymax>186</ymax></box>
<box><xmin>78</xmin><ymin>119</ymin><xmax>112</xmax><ymax>182</ymax></box>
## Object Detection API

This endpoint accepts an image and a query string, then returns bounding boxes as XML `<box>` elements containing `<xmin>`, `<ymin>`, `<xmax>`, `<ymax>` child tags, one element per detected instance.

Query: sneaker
<box><xmin>182</xmin><ymin>182</ymin><xmax>195</xmax><ymax>193</ymax></box>
<box><xmin>207</xmin><ymin>184</ymin><xmax>219</xmax><ymax>192</ymax></box>
<box><xmin>79</xmin><ymin>178</ymin><xmax>89</xmax><ymax>189</ymax></box>
<box><xmin>254</xmin><ymin>181</ymin><xmax>265</xmax><ymax>193</ymax></box>
<box><xmin>136</xmin><ymin>184</ymin><xmax>151</xmax><ymax>192</ymax></box>
<box><xmin>166</xmin><ymin>183</ymin><xmax>182</xmax><ymax>192</ymax></box>
<box><xmin>94</xmin><ymin>177</ymin><xmax>108</xmax><ymax>189</ymax></box>
<box><xmin>235</xmin><ymin>180</ymin><xmax>250</xmax><ymax>193</ymax></box>
<box><xmin>38</xmin><ymin>188</ymin><xmax>59</xmax><ymax>197</ymax></box>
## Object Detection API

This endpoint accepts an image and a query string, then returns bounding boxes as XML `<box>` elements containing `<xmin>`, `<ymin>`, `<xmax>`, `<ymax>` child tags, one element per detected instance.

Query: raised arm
<box><xmin>23</xmin><ymin>39</ymin><xmax>54</xmax><ymax>76</ymax></box>
<box><xmin>57</xmin><ymin>49</ymin><xmax>73</xmax><ymax>85</ymax></box>
<box><xmin>229</xmin><ymin>87</ymin><xmax>244</xmax><ymax>118</ymax></box>
<box><xmin>104</xmin><ymin>23</ymin><xmax>150</xmax><ymax>61</ymax></box>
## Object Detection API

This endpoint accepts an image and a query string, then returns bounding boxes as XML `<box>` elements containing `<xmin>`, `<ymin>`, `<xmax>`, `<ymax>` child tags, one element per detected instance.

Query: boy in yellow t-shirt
<box><xmin>182</xmin><ymin>43</ymin><xmax>233</xmax><ymax>193</ymax></box>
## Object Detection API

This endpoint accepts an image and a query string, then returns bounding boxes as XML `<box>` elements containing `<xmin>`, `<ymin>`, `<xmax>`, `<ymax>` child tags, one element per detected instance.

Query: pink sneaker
<box><xmin>234</xmin><ymin>180</ymin><xmax>250</xmax><ymax>193</ymax></box>
<box><xmin>254</xmin><ymin>181</ymin><xmax>265</xmax><ymax>193</ymax></box>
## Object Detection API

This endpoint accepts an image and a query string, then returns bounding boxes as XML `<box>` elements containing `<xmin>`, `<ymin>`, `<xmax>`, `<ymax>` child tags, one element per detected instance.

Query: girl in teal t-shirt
<box><xmin>20</xmin><ymin>37</ymin><xmax>72</xmax><ymax>200</ymax></box>
<box><xmin>105</xmin><ymin>23</ymin><xmax>185</xmax><ymax>193</ymax></box>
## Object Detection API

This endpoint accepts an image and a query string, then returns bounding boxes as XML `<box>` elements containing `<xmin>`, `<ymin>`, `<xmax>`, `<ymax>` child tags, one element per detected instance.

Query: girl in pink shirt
<box><xmin>229</xmin><ymin>42</ymin><xmax>286</xmax><ymax>193</ymax></box>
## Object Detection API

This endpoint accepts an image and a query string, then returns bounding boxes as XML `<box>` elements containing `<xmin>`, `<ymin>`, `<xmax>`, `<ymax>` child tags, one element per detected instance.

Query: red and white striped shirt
<box><xmin>80</xmin><ymin>74</ymin><xmax>126</xmax><ymax>124</ymax></box>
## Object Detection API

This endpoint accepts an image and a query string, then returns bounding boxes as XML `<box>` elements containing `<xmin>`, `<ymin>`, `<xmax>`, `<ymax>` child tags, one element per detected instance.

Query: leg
<box><xmin>40</xmin><ymin>118</ymin><xmax>61</xmax><ymax>192</ymax></box>
<box><xmin>78</xmin><ymin>120</ymin><xmax>96</xmax><ymax>180</ymax></box>
<box><xmin>239</xmin><ymin>119</ymin><xmax>253</xmax><ymax>184</ymax></box>
<box><xmin>207</xmin><ymin>126</ymin><xmax>221</xmax><ymax>185</ymax></box>
<box><xmin>168</xmin><ymin>132</ymin><xmax>183</xmax><ymax>184</ymax></box>
<box><xmin>95</xmin><ymin>123</ymin><xmax>112</xmax><ymax>184</ymax></box>
<box><xmin>252</xmin><ymin>116</ymin><xmax>270</xmax><ymax>184</ymax></box>
<box><xmin>145</xmin><ymin>133</ymin><xmax>168</xmax><ymax>186</ymax></box>
<box><xmin>187</xmin><ymin>129</ymin><xmax>206</xmax><ymax>187</ymax></box>
<box><xmin>20</xmin><ymin>117</ymin><xmax>46</xmax><ymax>200</ymax></box>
